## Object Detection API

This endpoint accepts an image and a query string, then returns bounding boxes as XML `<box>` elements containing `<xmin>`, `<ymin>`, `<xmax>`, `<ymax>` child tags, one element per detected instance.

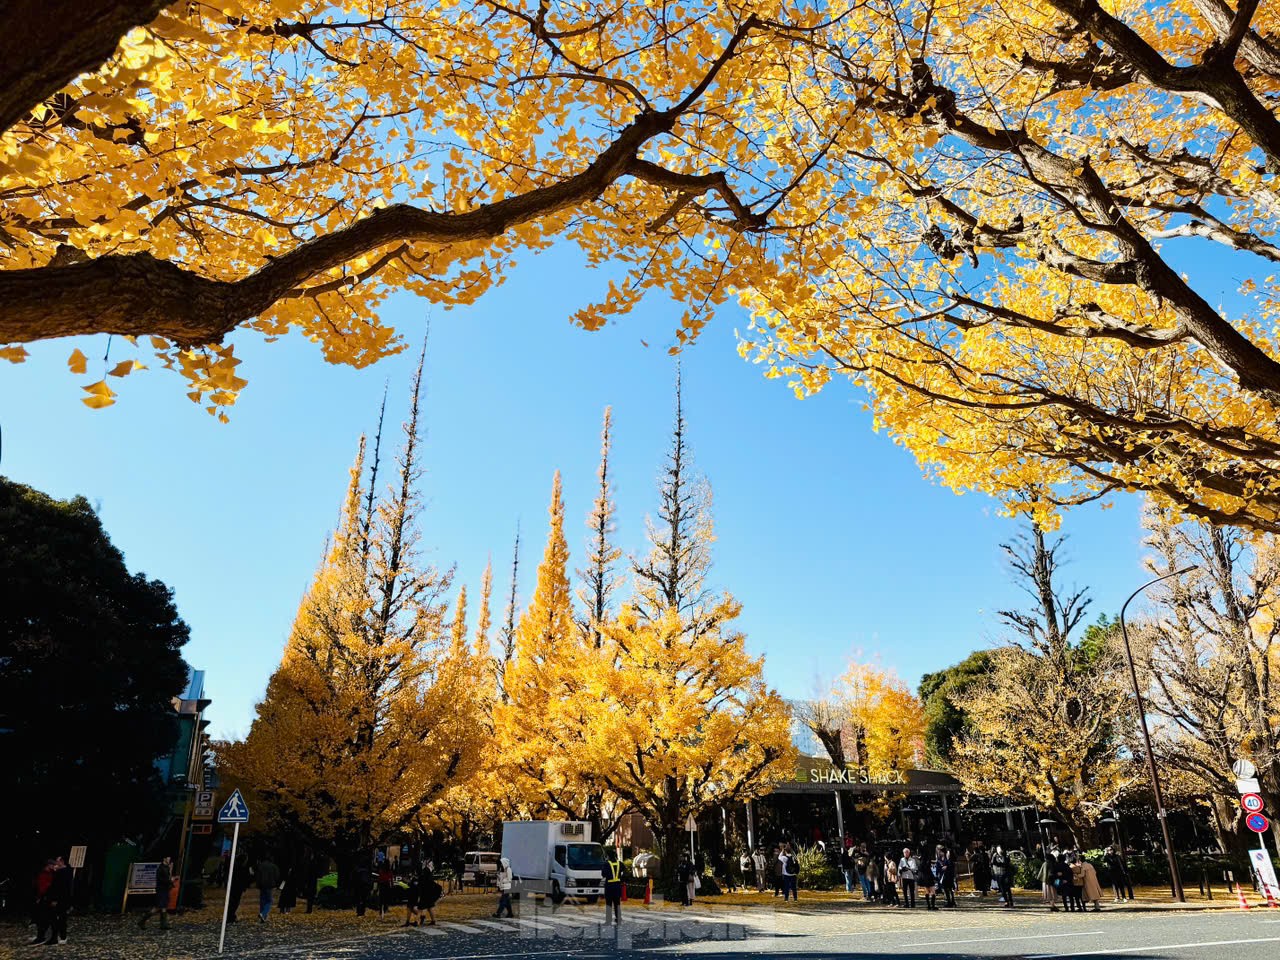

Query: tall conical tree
<box><xmin>633</xmin><ymin>365</ymin><xmax>716</xmax><ymax>636</ymax></box>
<box><xmin>578</xmin><ymin>406</ymin><xmax>621</xmax><ymax>648</ymax></box>
<box><xmin>514</xmin><ymin>471</ymin><xmax>573</xmax><ymax>664</ymax></box>
<box><xmin>496</xmin><ymin>525</ymin><xmax>520</xmax><ymax>704</ymax></box>
<box><xmin>450</xmin><ymin>585</ymin><xmax>469</xmax><ymax>651</ymax></box>
<box><xmin>475</xmin><ymin>557</ymin><xmax>493</xmax><ymax>655</ymax></box>
<box><xmin>221</xmin><ymin>351</ymin><xmax>484</xmax><ymax>878</ymax></box>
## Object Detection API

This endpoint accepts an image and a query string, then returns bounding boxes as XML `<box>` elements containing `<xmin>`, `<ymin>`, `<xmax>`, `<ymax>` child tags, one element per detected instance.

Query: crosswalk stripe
<box><xmin>466</xmin><ymin>919</ymin><xmax>519</xmax><ymax>931</ymax></box>
<box><xmin>437</xmin><ymin>921</ymin><xmax>489</xmax><ymax>933</ymax></box>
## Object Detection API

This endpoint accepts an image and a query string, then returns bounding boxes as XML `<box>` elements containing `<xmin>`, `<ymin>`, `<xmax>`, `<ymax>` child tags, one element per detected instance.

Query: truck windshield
<box><xmin>566</xmin><ymin>844</ymin><xmax>606</xmax><ymax>870</ymax></box>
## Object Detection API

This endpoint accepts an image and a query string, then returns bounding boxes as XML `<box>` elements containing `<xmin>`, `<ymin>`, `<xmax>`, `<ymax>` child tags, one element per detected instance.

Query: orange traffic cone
<box><xmin>1236</xmin><ymin>882</ymin><xmax>1252</xmax><ymax>910</ymax></box>
<box><xmin>644</xmin><ymin>879</ymin><xmax>652</xmax><ymax>905</ymax></box>
<box><xmin>1265</xmin><ymin>884</ymin><xmax>1279</xmax><ymax>909</ymax></box>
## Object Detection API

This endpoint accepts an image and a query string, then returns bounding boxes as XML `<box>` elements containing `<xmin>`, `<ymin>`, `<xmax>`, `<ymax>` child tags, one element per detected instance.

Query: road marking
<box><xmin>905</xmin><ymin>931</ymin><xmax>1104</xmax><ymax>947</ymax></box>
<box><xmin>464</xmin><ymin>919</ymin><xmax>520</xmax><ymax>931</ymax></box>
<box><xmin>409</xmin><ymin>951</ymin><xmax>582</xmax><ymax>960</ymax></box>
<box><xmin>437</xmin><ymin>921</ymin><xmax>490</xmax><ymax>933</ymax></box>
<box><xmin>1027</xmin><ymin>935</ymin><xmax>1280</xmax><ymax>958</ymax></box>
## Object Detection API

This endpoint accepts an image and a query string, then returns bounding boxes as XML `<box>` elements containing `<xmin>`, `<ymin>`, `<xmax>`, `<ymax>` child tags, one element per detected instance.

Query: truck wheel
<box><xmin>550</xmin><ymin>881</ymin><xmax>565</xmax><ymax>905</ymax></box>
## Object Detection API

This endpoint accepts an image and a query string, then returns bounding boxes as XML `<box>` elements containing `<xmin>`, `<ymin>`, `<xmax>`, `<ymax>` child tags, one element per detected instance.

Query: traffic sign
<box><xmin>217</xmin><ymin>789</ymin><xmax>250</xmax><ymax>823</ymax></box>
<box><xmin>1246</xmin><ymin>812</ymin><xmax>1270</xmax><ymax>834</ymax></box>
<box><xmin>1242</xmin><ymin>793</ymin><xmax>1266</xmax><ymax>815</ymax></box>
<box><xmin>1233</xmin><ymin>758</ymin><xmax>1258</xmax><ymax>780</ymax></box>
<box><xmin>68</xmin><ymin>846</ymin><xmax>86</xmax><ymax>869</ymax></box>
<box><xmin>1238</xmin><ymin>777</ymin><xmax>1262</xmax><ymax>795</ymax></box>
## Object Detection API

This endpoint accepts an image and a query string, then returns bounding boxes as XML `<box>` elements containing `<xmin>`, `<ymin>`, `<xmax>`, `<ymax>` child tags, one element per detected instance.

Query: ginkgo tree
<box><xmin>10</xmin><ymin>2</ymin><xmax>1280</xmax><ymax>533</ymax></box>
<box><xmin>0</xmin><ymin>0</ymin><xmax>845</xmax><ymax>417</ymax></box>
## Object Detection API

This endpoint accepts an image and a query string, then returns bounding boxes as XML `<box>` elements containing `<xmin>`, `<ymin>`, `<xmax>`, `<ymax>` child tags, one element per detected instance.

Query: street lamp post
<box><xmin>1119</xmin><ymin>565</ymin><xmax>1195</xmax><ymax>903</ymax></box>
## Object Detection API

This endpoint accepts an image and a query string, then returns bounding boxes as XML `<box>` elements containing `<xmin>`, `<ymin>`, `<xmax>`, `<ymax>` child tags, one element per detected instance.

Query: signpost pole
<box><xmin>217</xmin><ymin>822</ymin><xmax>239</xmax><ymax>955</ymax></box>
<box><xmin>1120</xmin><ymin>567</ymin><xmax>1194</xmax><ymax>902</ymax></box>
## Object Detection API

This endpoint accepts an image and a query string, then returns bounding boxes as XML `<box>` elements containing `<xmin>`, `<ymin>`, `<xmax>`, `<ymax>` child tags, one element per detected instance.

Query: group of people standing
<box><xmin>1039</xmin><ymin>845</ymin><xmax>1130</xmax><ymax>912</ymax></box>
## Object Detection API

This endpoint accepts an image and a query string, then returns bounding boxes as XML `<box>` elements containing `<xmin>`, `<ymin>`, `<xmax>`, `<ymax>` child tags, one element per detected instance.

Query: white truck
<box><xmin>501</xmin><ymin>820</ymin><xmax>606</xmax><ymax>904</ymax></box>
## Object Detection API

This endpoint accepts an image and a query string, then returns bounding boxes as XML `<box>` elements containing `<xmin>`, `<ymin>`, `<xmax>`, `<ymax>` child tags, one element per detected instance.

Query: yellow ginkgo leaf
<box><xmin>108</xmin><ymin>359</ymin><xmax>145</xmax><ymax>377</ymax></box>
<box><xmin>0</xmin><ymin>345</ymin><xmax>30</xmax><ymax>363</ymax></box>
<box><xmin>81</xmin><ymin>380</ymin><xmax>117</xmax><ymax>409</ymax></box>
<box><xmin>67</xmin><ymin>348</ymin><xmax>88</xmax><ymax>374</ymax></box>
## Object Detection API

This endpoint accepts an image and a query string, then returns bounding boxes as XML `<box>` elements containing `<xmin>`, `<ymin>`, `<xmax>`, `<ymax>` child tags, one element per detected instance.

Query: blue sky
<box><xmin>0</xmin><ymin>242</ymin><xmax>1150</xmax><ymax>740</ymax></box>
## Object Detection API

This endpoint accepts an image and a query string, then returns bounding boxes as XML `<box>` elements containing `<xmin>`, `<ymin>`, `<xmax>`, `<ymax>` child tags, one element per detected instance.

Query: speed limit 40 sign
<box><xmin>1241</xmin><ymin>793</ymin><xmax>1266</xmax><ymax>815</ymax></box>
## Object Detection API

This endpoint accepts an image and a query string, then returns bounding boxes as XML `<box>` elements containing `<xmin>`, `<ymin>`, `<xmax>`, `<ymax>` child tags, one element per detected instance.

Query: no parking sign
<box><xmin>1246</xmin><ymin>812</ymin><xmax>1271</xmax><ymax>834</ymax></box>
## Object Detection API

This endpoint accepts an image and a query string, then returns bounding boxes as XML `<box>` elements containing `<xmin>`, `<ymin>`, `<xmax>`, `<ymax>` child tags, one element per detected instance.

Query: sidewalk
<box><xmin>0</xmin><ymin>889</ymin><xmax>498</xmax><ymax>960</ymax></box>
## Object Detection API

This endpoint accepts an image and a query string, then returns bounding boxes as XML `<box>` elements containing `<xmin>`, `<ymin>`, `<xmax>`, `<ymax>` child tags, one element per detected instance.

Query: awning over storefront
<box><xmin>772</xmin><ymin>755</ymin><xmax>962</xmax><ymax>796</ymax></box>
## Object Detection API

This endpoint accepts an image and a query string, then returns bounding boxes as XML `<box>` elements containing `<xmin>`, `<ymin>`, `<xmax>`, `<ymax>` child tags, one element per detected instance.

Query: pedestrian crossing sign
<box><xmin>217</xmin><ymin>788</ymin><xmax>250</xmax><ymax>823</ymax></box>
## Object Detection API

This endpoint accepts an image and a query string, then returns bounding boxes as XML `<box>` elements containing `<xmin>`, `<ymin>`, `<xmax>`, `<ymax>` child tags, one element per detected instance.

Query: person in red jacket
<box><xmin>29</xmin><ymin>860</ymin><xmax>55</xmax><ymax>945</ymax></box>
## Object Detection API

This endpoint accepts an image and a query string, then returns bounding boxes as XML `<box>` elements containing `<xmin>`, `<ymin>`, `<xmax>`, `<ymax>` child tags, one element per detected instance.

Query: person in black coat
<box><xmin>44</xmin><ymin>857</ymin><xmax>73</xmax><ymax>945</ymax></box>
<box><xmin>138</xmin><ymin>856</ymin><xmax>173</xmax><ymax>930</ymax></box>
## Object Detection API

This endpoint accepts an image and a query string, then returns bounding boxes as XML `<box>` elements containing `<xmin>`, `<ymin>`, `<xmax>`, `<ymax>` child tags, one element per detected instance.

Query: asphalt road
<box><xmin>183</xmin><ymin>899</ymin><xmax>1280</xmax><ymax>960</ymax></box>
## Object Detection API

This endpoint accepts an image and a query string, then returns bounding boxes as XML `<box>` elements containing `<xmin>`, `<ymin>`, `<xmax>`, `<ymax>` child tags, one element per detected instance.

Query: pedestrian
<box><xmin>30</xmin><ymin>859</ymin><xmax>55</xmax><ymax>945</ymax></box>
<box><xmin>1079</xmin><ymin>856</ymin><xmax>1103</xmax><ymax>912</ymax></box>
<box><xmin>781</xmin><ymin>845</ymin><xmax>799</xmax><ymax>901</ymax></box>
<box><xmin>882</xmin><ymin>852</ymin><xmax>900</xmax><ymax>906</ymax></box>
<box><xmin>226</xmin><ymin>850</ymin><xmax>250</xmax><ymax>923</ymax></box>
<box><xmin>404</xmin><ymin>868</ymin><xmax>421</xmax><ymax>927</ymax></box>
<box><xmin>418</xmin><ymin>860</ymin><xmax>442</xmax><ymax>925</ymax></box>
<box><xmin>256</xmin><ymin>854</ymin><xmax>280</xmax><ymax>922</ymax></box>
<box><xmin>44</xmin><ymin>857</ymin><xmax>71</xmax><ymax>945</ymax></box>
<box><xmin>139</xmin><ymin>855</ymin><xmax>174</xmax><ymax>930</ymax></box>
<box><xmin>921</xmin><ymin>847</ymin><xmax>940</xmax><ymax>911</ymax></box>
<box><xmin>737</xmin><ymin>850</ymin><xmax>752</xmax><ymax>894</ymax></box>
<box><xmin>1052</xmin><ymin>853</ymin><xmax>1075</xmax><ymax>912</ymax></box>
<box><xmin>971</xmin><ymin>843</ymin><xmax>991</xmax><ymax>897</ymax></box>
<box><xmin>856</xmin><ymin>844</ymin><xmax>873</xmax><ymax>900</ymax></box>
<box><xmin>494</xmin><ymin>857</ymin><xmax>514</xmax><ymax>919</ymax></box>
<box><xmin>278</xmin><ymin>860</ymin><xmax>298</xmax><ymax>914</ymax></box>
<box><xmin>867</xmin><ymin>849</ymin><xmax>883</xmax><ymax>901</ymax></box>
<box><xmin>840</xmin><ymin>844</ymin><xmax>856</xmax><ymax>894</ymax></box>
<box><xmin>938</xmin><ymin>845</ymin><xmax>956</xmax><ymax>907</ymax></box>
<box><xmin>898</xmin><ymin>847</ymin><xmax>919</xmax><ymax>908</ymax></box>
<box><xmin>603</xmin><ymin>849</ymin><xmax>624</xmax><ymax>925</ymax></box>
<box><xmin>354</xmin><ymin>859</ymin><xmax>371</xmax><ymax>917</ymax></box>
<box><xmin>752</xmin><ymin>847</ymin><xmax>767</xmax><ymax>893</ymax></box>
<box><xmin>376</xmin><ymin>861</ymin><xmax>394</xmax><ymax>917</ymax></box>
<box><xmin>771</xmin><ymin>845</ymin><xmax>784</xmax><ymax>897</ymax></box>
<box><xmin>677</xmin><ymin>853</ymin><xmax>696</xmax><ymax>906</ymax></box>
<box><xmin>1040</xmin><ymin>855</ymin><xmax>1058</xmax><ymax>911</ymax></box>
<box><xmin>301</xmin><ymin>850</ymin><xmax>320</xmax><ymax>914</ymax></box>
<box><xmin>1104</xmin><ymin>846</ymin><xmax>1133</xmax><ymax>902</ymax></box>
<box><xmin>991</xmin><ymin>845</ymin><xmax>1014</xmax><ymax>907</ymax></box>
<box><xmin>1067</xmin><ymin>855</ymin><xmax>1087</xmax><ymax>912</ymax></box>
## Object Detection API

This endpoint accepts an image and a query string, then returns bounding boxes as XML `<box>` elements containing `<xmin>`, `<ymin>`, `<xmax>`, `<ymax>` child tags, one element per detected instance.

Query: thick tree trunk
<box><xmin>0</xmin><ymin>1</ymin><xmax>169</xmax><ymax>136</ymax></box>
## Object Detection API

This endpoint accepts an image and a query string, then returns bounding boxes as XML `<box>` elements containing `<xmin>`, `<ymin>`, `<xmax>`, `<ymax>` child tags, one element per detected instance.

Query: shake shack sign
<box><xmin>797</xmin><ymin>764</ymin><xmax>909</xmax><ymax>786</ymax></box>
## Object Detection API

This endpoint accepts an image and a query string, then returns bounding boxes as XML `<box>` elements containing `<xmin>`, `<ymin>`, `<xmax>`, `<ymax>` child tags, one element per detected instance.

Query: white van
<box><xmin>462</xmin><ymin>851</ymin><xmax>501</xmax><ymax>888</ymax></box>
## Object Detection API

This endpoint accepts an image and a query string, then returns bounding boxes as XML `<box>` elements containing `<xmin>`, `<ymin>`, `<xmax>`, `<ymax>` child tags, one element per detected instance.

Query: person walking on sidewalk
<box><xmin>971</xmin><ymin>843</ymin><xmax>992</xmax><ymax>898</ymax></box>
<box><xmin>677</xmin><ymin>854</ymin><xmax>696</xmax><ymax>907</ymax></box>
<box><xmin>30</xmin><ymin>859</ymin><xmax>55</xmax><ymax>945</ymax></box>
<box><xmin>603</xmin><ymin>850</ymin><xmax>625</xmax><ymax>925</ymax></box>
<box><xmin>991</xmin><ymin>845</ymin><xmax>1014</xmax><ymax>907</ymax></box>
<box><xmin>494</xmin><ymin>857</ymin><xmax>514</xmax><ymax>919</ymax></box>
<box><xmin>1104</xmin><ymin>846</ymin><xmax>1133</xmax><ymax>902</ymax></box>
<box><xmin>840</xmin><ymin>845</ymin><xmax>856</xmax><ymax>894</ymax></box>
<box><xmin>898</xmin><ymin>848</ymin><xmax>919</xmax><ymax>908</ymax></box>
<box><xmin>139</xmin><ymin>856</ymin><xmax>174</xmax><ymax>930</ymax></box>
<box><xmin>43</xmin><ymin>857</ymin><xmax>72</xmax><ymax>945</ymax></box>
<box><xmin>882</xmin><ymin>852</ymin><xmax>900</xmax><ymax>906</ymax></box>
<box><xmin>256</xmin><ymin>854</ymin><xmax>280</xmax><ymax>922</ymax></box>
<box><xmin>1079</xmin><ymin>856</ymin><xmax>1103</xmax><ymax>911</ymax></box>
<box><xmin>780</xmin><ymin>846</ymin><xmax>799</xmax><ymax>901</ymax></box>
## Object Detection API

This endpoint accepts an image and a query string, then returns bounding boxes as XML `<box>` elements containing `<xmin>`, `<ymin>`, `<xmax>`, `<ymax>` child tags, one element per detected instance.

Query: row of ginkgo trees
<box><xmin>221</xmin><ymin>359</ymin><xmax>795</xmax><ymax>885</ymax></box>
